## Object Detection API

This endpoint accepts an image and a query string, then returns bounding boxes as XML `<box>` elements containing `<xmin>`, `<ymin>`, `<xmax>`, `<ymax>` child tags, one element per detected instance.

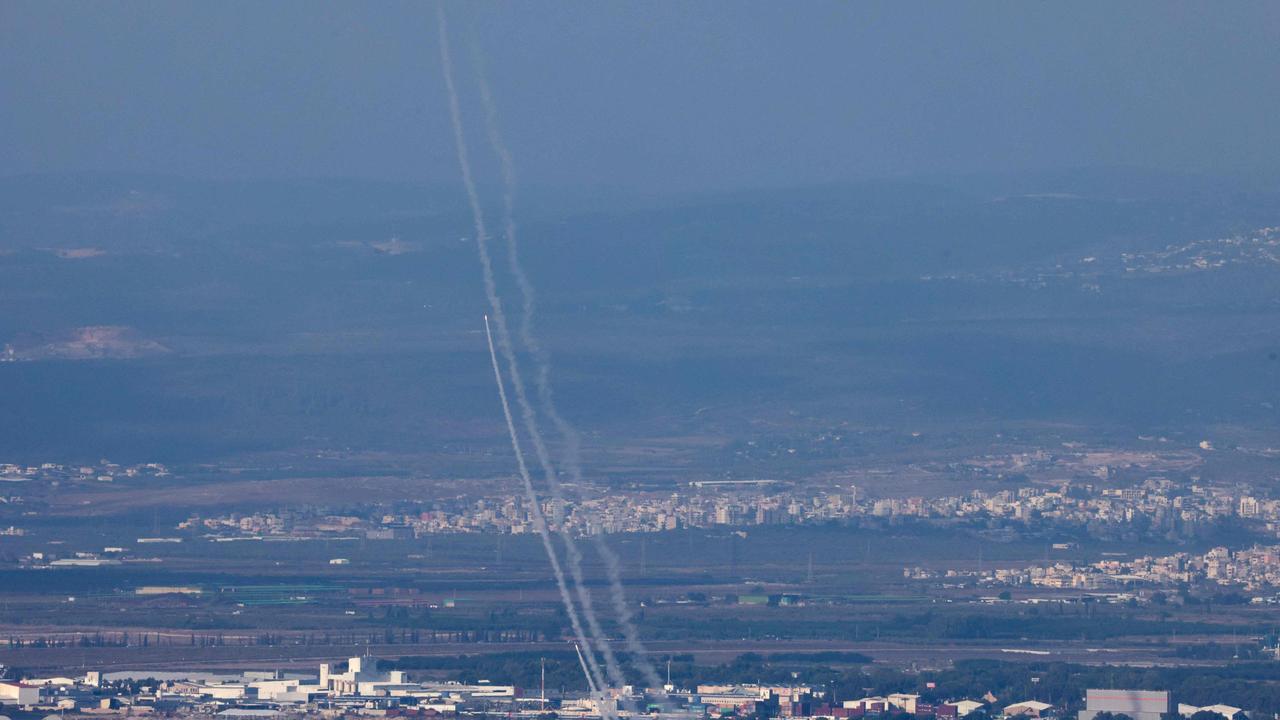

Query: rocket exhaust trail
<box><xmin>574</xmin><ymin>641</ymin><xmax>601</xmax><ymax>699</ymax></box>
<box><xmin>437</xmin><ymin>20</ymin><xmax>628</xmax><ymax>699</ymax></box>
<box><xmin>460</xmin><ymin>55</ymin><xmax>630</xmax><ymax>690</ymax></box>
<box><xmin>484</xmin><ymin>317</ymin><xmax>612</xmax><ymax>717</ymax></box>
<box><xmin>438</xmin><ymin>6</ymin><xmax>610</xmax><ymax>702</ymax></box>
<box><xmin>473</xmin><ymin>49</ymin><xmax>667</xmax><ymax>697</ymax></box>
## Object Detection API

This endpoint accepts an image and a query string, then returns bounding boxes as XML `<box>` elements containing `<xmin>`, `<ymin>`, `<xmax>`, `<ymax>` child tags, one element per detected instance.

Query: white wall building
<box><xmin>0</xmin><ymin>681</ymin><xmax>41</xmax><ymax>705</ymax></box>
<box><xmin>320</xmin><ymin>656</ymin><xmax>411</xmax><ymax>696</ymax></box>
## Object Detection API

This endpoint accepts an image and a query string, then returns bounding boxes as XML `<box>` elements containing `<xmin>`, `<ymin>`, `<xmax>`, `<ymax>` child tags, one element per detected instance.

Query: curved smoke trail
<box><xmin>484</xmin><ymin>318</ymin><xmax>607</xmax><ymax>710</ymax></box>
<box><xmin>435</xmin><ymin>7</ymin><xmax>611</xmax><ymax>703</ymax></box>
<box><xmin>468</xmin><ymin>49</ymin><xmax>642</xmax><ymax>697</ymax></box>
<box><xmin>473</xmin><ymin>48</ymin><xmax>668</xmax><ymax>696</ymax></box>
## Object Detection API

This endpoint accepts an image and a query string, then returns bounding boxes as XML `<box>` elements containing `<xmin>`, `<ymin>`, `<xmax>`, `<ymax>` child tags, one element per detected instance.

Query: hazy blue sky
<box><xmin>3</xmin><ymin>1</ymin><xmax>1278</xmax><ymax>193</ymax></box>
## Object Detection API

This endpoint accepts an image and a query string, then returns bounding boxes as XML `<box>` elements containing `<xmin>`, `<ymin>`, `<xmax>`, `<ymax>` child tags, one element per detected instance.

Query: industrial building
<box><xmin>0</xmin><ymin>680</ymin><xmax>40</xmax><ymax>706</ymax></box>
<box><xmin>1079</xmin><ymin>690</ymin><xmax>1171</xmax><ymax>720</ymax></box>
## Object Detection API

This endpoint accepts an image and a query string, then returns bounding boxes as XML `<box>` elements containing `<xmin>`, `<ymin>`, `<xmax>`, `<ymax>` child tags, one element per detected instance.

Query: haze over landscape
<box><xmin>2</xmin><ymin>3</ymin><xmax>1280</xmax><ymax>720</ymax></box>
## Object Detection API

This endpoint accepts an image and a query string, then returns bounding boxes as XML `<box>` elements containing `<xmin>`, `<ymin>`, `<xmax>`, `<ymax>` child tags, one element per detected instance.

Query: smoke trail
<box><xmin>573</xmin><ymin>640</ymin><xmax>601</xmax><ymax>699</ymax></box>
<box><xmin>439</xmin><ymin>27</ymin><xmax>631</xmax><ymax>699</ymax></box>
<box><xmin>437</xmin><ymin>7</ymin><xmax>610</xmax><ymax>702</ymax></box>
<box><xmin>468</xmin><ymin>65</ymin><xmax>634</xmax><ymax>698</ymax></box>
<box><xmin>484</xmin><ymin>317</ymin><xmax>609</xmax><ymax>710</ymax></box>
<box><xmin>473</xmin><ymin>49</ymin><xmax>668</xmax><ymax>695</ymax></box>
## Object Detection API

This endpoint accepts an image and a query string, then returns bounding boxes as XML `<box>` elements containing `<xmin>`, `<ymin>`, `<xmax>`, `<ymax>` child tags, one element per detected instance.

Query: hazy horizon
<box><xmin>5</xmin><ymin>2</ymin><xmax>1280</xmax><ymax>194</ymax></box>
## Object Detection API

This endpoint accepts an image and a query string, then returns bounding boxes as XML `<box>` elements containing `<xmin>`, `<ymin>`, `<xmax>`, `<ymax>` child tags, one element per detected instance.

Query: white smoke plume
<box><xmin>467</xmin><ymin>50</ymin><xmax>639</xmax><ymax>698</ymax></box>
<box><xmin>472</xmin><ymin>45</ymin><xmax>668</xmax><ymax>696</ymax></box>
<box><xmin>573</xmin><ymin>640</ymin><xmax>602</xmax><ymax>700</ymax></box>
<box><xmin>436</xmin><ymin>7</ymin><xmax>611</xmax><ymax>702</ymax></box>
<box><xmin>484</xmin><ymin>317</ymin><xmax>610</xmax><ymax>712</ymax></box>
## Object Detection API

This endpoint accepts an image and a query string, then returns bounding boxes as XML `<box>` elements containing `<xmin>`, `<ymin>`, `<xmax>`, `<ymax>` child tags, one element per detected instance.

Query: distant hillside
<box><xmin>0</xmin><ymin>171</ymin><xmax>1277</xmax><ymax>467</ymax></box>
